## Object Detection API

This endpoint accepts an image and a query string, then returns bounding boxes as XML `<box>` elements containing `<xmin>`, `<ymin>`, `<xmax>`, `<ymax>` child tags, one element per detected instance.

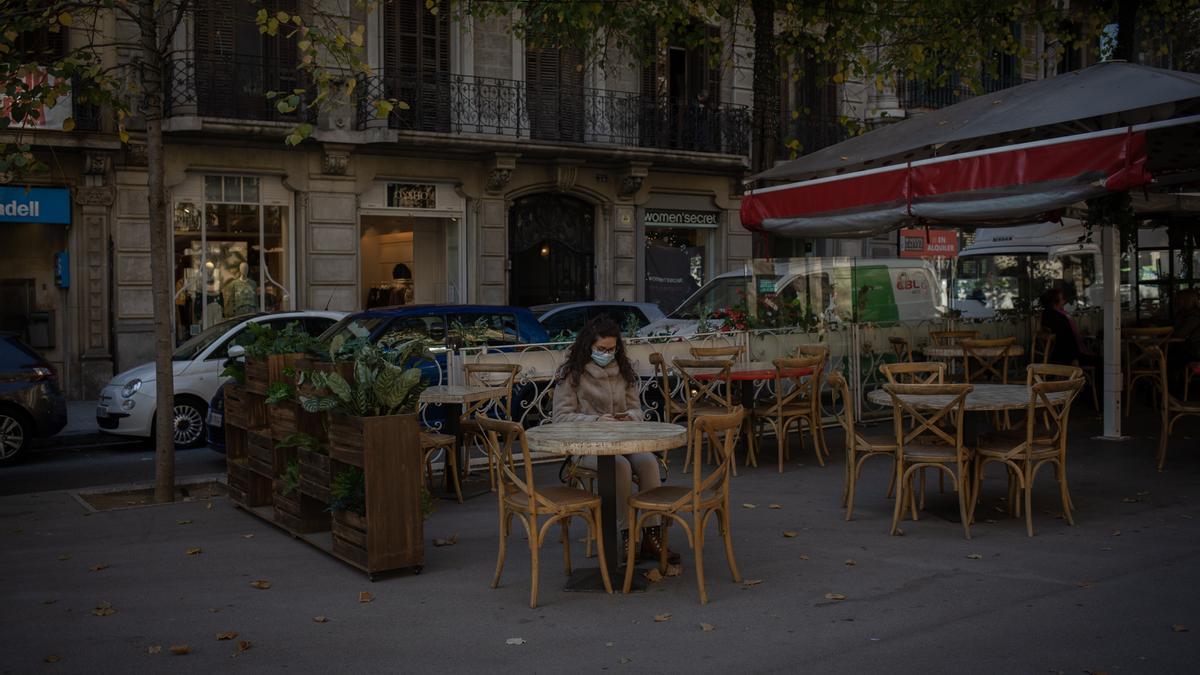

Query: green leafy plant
<box><xmin>329</xmin><ymin>468</ymin><xmax>366</xmax><ymax>516</ymax></box>
<box><xmin>265</xmin><ymin>380</ymin><xmax>295</xmax><ymax>405</ymax></box>
<box><xmin>299</xmin><ymin>340</ymin><xmax>429</xmax><ymax>417</ymax></box>
<box><xmin>281</xmin><ymin>459</ymin><xmax>301</xmax><ymax>497</ymax></box>
<box><xmin>221</xmin><ymin>358</ymin><xmax>246</xmax><ymax>384</ymax></box>
<box><xmin>277</xmin><ymin>432</ymin><xmax>325</xmax><ymax>455</ymax></box>
<box><xmin>242</xmin><ymin>321</ymin><xmax>329</xmax><ymax>361</ymax></box>
<box><xmin>448</xmin><ymin>318</ymin><xmax>495</xmax><ymax>348</ymax></box>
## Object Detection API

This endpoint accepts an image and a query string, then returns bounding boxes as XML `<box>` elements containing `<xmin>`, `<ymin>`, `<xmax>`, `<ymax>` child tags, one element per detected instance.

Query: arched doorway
<box><xmin>508</xmin><ymin>194</ymin><xmax>594</xmax><ymax>306</ymax></box>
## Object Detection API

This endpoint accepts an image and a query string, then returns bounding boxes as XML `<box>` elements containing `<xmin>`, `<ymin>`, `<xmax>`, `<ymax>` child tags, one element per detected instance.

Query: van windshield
<box><xmin>955</xmin><ymin>253</ymin><xmax>1096</xmax><ymax>312</ymax></box>
<box><xmin>671</xmin><ymin>275</ymin><xmax>780</xmax><ymax>319</ymax></box>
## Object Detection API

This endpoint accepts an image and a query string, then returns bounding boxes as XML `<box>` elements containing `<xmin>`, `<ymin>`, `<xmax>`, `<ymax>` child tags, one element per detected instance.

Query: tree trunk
<box><xmin>140</xmin><ymin>0</ymin><xmax>176</xmax><ymax>503</ymax></box>
<box><xmin>750</xmin><ymin>0</ymin><xmax>779</xmax><ymax>175</ymax></box>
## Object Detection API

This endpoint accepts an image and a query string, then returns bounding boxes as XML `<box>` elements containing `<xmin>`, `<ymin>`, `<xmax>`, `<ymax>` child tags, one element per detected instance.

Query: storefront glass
<box><xmin>644</xmin><ymin>227</ymin><xmax>708</xmax><ymax>313</ymax></box>
<box><xmin>173</xmin><ymin>175</ymin><xmax>289</xmax><ymax>343</ymax></box>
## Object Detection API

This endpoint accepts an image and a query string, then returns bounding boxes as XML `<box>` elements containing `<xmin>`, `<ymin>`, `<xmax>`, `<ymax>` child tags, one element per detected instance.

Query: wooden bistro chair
<box><xmin>880</xmin><ymin>361</ymin><xmax>945</xmax><ymax>385</ymax></box>
<box><xmin>1155</xmin><ymin>347</ymin><xmax>1200</xmax><ymax>471</ymax></box>
<box><xmin>971</xmin><ymin>370</ymin><xmax>1083</xmax><ymax>536</ymax></box>
<box><xmin>750</xmin><ymin>356</ymin><xmax>827</xmax><ymax>472</ymax></box>
<box><xmin>460</xmin><ymin>362</ymin><xmax>522</xmax><ymax>490</ymax></box>
<box><xmin>828</xmin><ymin>371</ymin><xmax>900</xmax><ymax>521</ymax></box>
<box><xmin>1032</xmin><ymin>329</ymin><xmax>1055</xmax><ymax>365</ymax></box>
<box><xmin>672</xmin><ymin>358</ymin><xmax>736</xmax><ymax>473</ymax></box>
<box><xmin>420</xmin><ymin>430</ymin><xmax>462</xmax><ymax>503</ymax></box>
<box><xmin>477</xmin><ymin>417</ymin><xmax>612</xmax><ymax>609</ymax></box>
<box><xmin>962</xmin><ymin>337</ymin><xmax>1017</xmax><ymax>428</ymax></box>
<box><xmin>648</xmin><ymin>352</ymin><xmax>687</xmax><ymax>426</ymax></box>
<box><xmin>929</xmin><ymin>329</ymin><xmax>981</xmax><ymax>346</ymax></box>
<box><xmin>889</xmin><ymin>336</ymin><xmax>914</xmax><ymax>363</ymax></box>
<box><xmin>623</xmin><ymin>407</ymin><xmax>745</xmax><ymax>604</ymax></box>
<box><xmin>884</xmin><ymin>382</ymin><xmax>974</xmax><ymax>539</ymax></box>
<box><xmin>1123</xmin><ymin>326</ymin><xmax>1173</xmax><ymax>417</ymax></box>
<box><xmin>690</xmin><ymin>345</ymin><xmax>745</xmax><ymax>361</ymax></box>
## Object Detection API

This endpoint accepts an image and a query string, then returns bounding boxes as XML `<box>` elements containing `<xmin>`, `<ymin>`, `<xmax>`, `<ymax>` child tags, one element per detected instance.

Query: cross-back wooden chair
<box><xmin>889</xmin><ymin>336</ymin><xmax>914</xmax><ymax>363</ymax></box>
<box><xmin>1154</xmin><ymin>347</ymin><xmax>1200</xmax><ymax>470</ymax></box>
<box><xmin>461</xmin><ymin>362</ymin><xmax>522</xmax><ymax>489</ymax></box>
<box><xmin>672</xmin><ymin>358</ymin><xmax>736</xmax><ymax>473</ymax></box>
<box><xmin>828</xmin><ymin>372</ymin><xmax>901</xmax><ymax>521</ymax></box>
<box><xmin>648</xmin><ymin>352</ymin><xmax>687</xmax><ymax>426</ymax></box>
<box><xmin>794</xmin><ymin>344</ymin><xmax>830</xmax><ymax>360</ymax></box>
<box><xmin>884</xmin><ymin>383</ymin><xmax>974</xmax><ymax>539</ymax></box>
<box><xmin>477</xmin><ymin>417</ymin><xmax>611</xmax><ymax>608</ymax></box>
<box><xmin>1032</xmin><ymin>329</ymin><xmax>1055</xmax><ymax>365</ymax></box>
<box><xmin>420</xmin><ymin>429</ymin><xmax>461</xmax><ymax>503</ymax></box>
<box><xmin>930</xmin><ymin>329</ymin><xmax>981</xmax><ymax>346</ymax></box>
<box><xmin>880</xmin><ymin>361</ymin><xmax>945</xmax><ymax>384</ymax></box>
<box><xmin>961</xmin><ymin>337</ymin><xmax>1016</xmax><ymax>384</ymax></box>
<box><xmin>1123</xmin><ymin>326</ymin><xmax>1173</xmax><ymax>417</ymax></box>
<box><xmin>749</xmin><ymin>356</ymin><xmax>826</xmax><ymax>472</ymax></box>
<box><xmin>971</xmin><ymin>375</ymin><xmax>1083</xmax><ymax>536</ymax></box>
<box><xmin>622</xmin><ymin>407</ymin><xmax>744</xmax><ymax>604</ymax></box>
<box><xmin>690</xmin><ymin>345</ymin><xmax>745</xmax><ymax>361</ymax></box>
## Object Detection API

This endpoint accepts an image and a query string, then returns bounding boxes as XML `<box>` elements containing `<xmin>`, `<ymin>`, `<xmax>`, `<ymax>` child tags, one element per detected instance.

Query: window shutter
<box><xmin>705</xmin><ymin>25</ymin><xmax>721</xmax><ymax>105</ymax></box>
<box><xmin>1021</xmin><ymin>23</ymin><xmax>1040</xmax><ymax>80</ymax></box>
<box><xmin>383</xmin><ymin>0</ymin><xmax>449</xmax><ymax>131</ymax></box>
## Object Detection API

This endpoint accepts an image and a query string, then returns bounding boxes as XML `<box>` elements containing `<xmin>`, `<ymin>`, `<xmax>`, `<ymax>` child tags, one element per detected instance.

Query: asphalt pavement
<box><xmin>2</xmin><ymin>410</ymin><xmax>1199</xmax><ymax>673</ymax></box>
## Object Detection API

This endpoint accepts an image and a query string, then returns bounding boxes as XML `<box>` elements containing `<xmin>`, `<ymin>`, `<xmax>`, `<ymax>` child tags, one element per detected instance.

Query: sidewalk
<box><xmin>3</xmin><ymin>412</ymin><xmax>1199</xmax><ymax>673</ymax></box>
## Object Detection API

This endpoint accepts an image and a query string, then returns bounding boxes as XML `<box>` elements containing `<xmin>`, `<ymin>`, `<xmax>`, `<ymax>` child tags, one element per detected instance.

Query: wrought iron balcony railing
<box><xmin>896</xmin><ymin>73</ymin><xmax>1027</xmax><ymax>110</ymax></box>
<box><xmin>357</xmin><ymin>71</ymin><xmax>751</xmax><ymax>156</ymax></box>
<box><xmin>166</xmin><ymin>54</ymin><xmax>308</xmax><ymax>123</ymax></box>
<box><xmin>777</xmin><ymin>117</ymin><xmax>850</xmax><ymax>158</ymax></box>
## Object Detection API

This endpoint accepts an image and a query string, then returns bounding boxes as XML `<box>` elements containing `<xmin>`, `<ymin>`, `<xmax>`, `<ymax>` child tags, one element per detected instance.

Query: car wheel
<box><xmin>172</xmin><ymin>398</ymin><xmax>207</xmax><ymax>449</ymax></box>
<box><xmin>0</xmin><ymin>409</ymin><xmax>31</xmax><ymax>465</ymax></box>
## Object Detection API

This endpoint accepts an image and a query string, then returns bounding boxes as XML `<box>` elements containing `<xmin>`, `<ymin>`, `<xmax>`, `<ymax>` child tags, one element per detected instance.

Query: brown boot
<box><xmin>640</xmin><ymin>525</ymin><xmax>681</xmax><ymax>565</ymax></box>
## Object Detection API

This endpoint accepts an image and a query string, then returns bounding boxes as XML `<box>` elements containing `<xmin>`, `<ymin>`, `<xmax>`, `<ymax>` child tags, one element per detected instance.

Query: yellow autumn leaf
<box><xmin>61</xmin><ymin>117</ymin><xmax>75</xmax><ymax>132</ymax></box>
<box><xmin>58</xmin><ymin>12</ymin><xmax>72</xmax><ymax>27</ymax></box>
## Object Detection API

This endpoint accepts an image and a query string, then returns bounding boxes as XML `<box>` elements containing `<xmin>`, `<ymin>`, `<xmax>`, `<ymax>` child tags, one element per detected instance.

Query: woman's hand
<box><xmin>598</xmin><ymin>414</ymin><xmax>617</xmax><ymax>421</ymax></box>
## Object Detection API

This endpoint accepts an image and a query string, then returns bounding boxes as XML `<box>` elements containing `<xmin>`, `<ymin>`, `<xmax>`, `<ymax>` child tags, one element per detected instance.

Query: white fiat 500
<box><xmin>96</xmin><ymin>311</ymin><xmax>344</xmax><ymax>447</ymax></box>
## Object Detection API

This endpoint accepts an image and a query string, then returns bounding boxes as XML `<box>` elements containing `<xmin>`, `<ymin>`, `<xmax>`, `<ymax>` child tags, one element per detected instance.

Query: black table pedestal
<box><xmin>562</xmin><ymin>454</ymin><xmax>647</xmax><ymax>592</ymax></box>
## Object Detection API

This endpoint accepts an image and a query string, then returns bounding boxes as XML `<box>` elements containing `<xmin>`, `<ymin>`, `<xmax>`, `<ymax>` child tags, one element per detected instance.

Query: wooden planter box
<box><xmin>224</xmin><ymin>425</ymin><xmax>247</xmax><ymax>461</ymax></box>
<box><xmin>332</xmin><ymin>509</ymin><xmax>368</xmax><ymax>568</ymax></box>
<box><xmin>225</xmin><ymin>385</ymin><xmax>267</xmax><ymax>431</ymax></box>
<box><xmin>268</xmin><ymin>400</ymin><xmax>301</xmax><ymax>441</ymax></box>
<box><xmin>228</xmin><ymin>460</ymin><xmax>271</xmax><ymax>507</ymax></box>
<box><xmin>246</xmin><ymin>431</ymin><xmax>276</xmax><ymax>477</ymax></box>
<box><xmin>328</xmin><ymin>413</ymin><xmax>424</xmax><ymax>574</ymax></box>
<box><xmin>244</xmin><ymin>358</ymin><xmax>269</xmax><ymax>395</ymax></box>
<box><xmin>298</xmin><ymin>448</ymin><xmax>331</xmax><ymax>503</ymax></box>
<box><xmin>244</xmin><ymin>353</ymin><xmax>304</xmax><ymax>396</ymax></box>
<box><xmin>273</xmin><ymin>480</ymin><xmax>328</xmax><ymax>534</ymax></box>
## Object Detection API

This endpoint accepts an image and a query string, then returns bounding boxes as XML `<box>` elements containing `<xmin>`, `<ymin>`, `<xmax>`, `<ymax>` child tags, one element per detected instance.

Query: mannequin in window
<box><xmin>222</xmin><ymin>259</ymin><xmax>258</xmax><ymax>317</ymax></box>
<box><xmin>367</xmin><ymin>263</ymin><xmax>414</xmax><ymax>308</ymax></box>
<box><xmin>174</xmin><ymin>255</ymin><xmax>195</xmax><ymax>342</ymax></box>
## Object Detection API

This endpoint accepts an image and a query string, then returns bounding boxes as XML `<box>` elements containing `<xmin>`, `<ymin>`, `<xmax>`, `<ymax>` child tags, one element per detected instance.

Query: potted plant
<box><xmin>273</xmin><ymin>458</ymin><xmax>325</xmax><ymax>533</ymax></box>
<box><xmin>278</xmin><ymin>432</ymin><xmax>331</xmax><ymax>503</ymax></box>
<box><xmin>329</xmin><ymin>468</ymin><xmax>368</xmax><ymax>567</ymax></box>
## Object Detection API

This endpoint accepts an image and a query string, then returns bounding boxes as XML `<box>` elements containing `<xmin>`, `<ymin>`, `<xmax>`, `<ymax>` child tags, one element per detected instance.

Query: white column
<box><xmin>1101</xmin><ymin>224</ymin><xmax>1122</xmax><ymax>439</ymax></box>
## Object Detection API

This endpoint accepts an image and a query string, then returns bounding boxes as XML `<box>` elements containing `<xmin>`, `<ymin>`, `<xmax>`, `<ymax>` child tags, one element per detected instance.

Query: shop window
<box><xmin>173</xmin><ymin>174</ymin><xmax>290</xmax><ymax>344</ymax></box>
<box><xmin>379</xmin><ymin>315</ymin><xmax>447</xmax><ymax>347</ymax></box>
<box><xmin>644</xmin><ymin>228</ymin><xmax>707</xmax><ymax>313</ymax></box>
<box><xmin>449</xmin><ymin>313</ymin><xmax>519</xmax><ymax>348</ymax></box>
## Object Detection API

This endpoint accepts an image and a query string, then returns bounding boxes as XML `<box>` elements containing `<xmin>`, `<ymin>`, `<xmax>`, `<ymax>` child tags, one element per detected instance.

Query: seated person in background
<box><xmin>1040</xmin><ymin>288</ymin><xmax>1097</xmax><ymax>368</ymax></box>
<box><xmin>1172</xmin><ymin>289</ymin><xmax>1200</xmax><ymax>364</ymax></box>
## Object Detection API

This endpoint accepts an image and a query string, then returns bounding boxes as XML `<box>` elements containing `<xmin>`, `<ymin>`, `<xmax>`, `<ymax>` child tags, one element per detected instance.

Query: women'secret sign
<box><xmin>643</xmin><ymin>209</ymin><xmax>720</xmax><ymax>227</ymax></box>
<box><xmin>899</xmin><ymin>228</ymin><xmax>959</xmax><ymax>258</ymax></box>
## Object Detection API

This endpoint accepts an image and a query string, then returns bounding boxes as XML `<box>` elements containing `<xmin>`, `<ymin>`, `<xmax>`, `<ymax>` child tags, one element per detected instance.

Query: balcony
<box><xmin>166</xmin><ymin>54</ymin><xmax>308</xmax><ymax>123</ymax></box>
<box><xmin>777</xmin><ymin>117</ymin><xmax>850</xmax><ymax>158</ymax></box>
<box><xmin>356</xmin><ymin>71</ymin><xmax>751</xmax><ymax>156</ymax></box>
<box><xmin>896</xmin><ymin>73</ymin><xmax>1026</xmax><ymax>110</ymax></box>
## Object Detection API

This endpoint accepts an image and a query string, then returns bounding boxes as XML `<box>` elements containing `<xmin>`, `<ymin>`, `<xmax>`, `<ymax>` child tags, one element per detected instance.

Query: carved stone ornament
<box><xmin>486</xmin><ymin>167</ymin><xmax>512</xmax><ymax>194</ymax></box>
<box><xmin>124</xmin><ymin>142</ymin><xmax>148</xmax><ymax>167</ymax></box>
<box><xmin>555</xmin><ymin>162</ymin><xmax>580</xmax><ymax>193</ymax></box>
<box><xmin>74</xmin><ymin>186</ymin><xmax>116</xmax><ymax>207</ymax></box>
<box><xmin>83</xmin><ymin>152</ymin><xmax>111</xmax><ymax>177</ymax></box>
<box><xmin>322</xmin><ymin>147</ymin><xmax>350</xmax><ymax>175</ymax></box>
<box><xmin>618</xmin><ymin>162</ymin><xmax>651</xmax><ymax>200</ymax></box>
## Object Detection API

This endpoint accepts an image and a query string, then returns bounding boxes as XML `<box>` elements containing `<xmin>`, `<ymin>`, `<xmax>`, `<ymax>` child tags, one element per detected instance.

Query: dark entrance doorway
<box><xmin>508</xmin><ymin>194</ymin><xmax>594</xmax><ymax>306</ymax></box>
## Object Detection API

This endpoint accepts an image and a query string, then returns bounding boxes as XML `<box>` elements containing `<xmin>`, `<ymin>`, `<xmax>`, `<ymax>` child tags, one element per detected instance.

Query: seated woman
<box><xmin>552</xmin><ymin>316</ymin><xmax>678</xmax><ymax>564</ymax></box>
<box><xmin>1040</xmin><ymin>288</ymin><xmax>1098</xmax><ymax>368</ymax></box>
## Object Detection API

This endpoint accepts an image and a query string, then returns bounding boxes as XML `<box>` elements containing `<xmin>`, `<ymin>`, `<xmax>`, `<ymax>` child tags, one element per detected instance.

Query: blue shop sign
<box><xmin>0</xmin><ymin>186</ymin><xmax>71</xmax><ymax>224</ymax></box>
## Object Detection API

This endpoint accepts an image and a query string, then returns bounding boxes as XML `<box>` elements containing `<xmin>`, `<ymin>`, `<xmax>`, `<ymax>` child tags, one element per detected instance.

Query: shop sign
<box><xmin>0</xmin><ymin>186</ymin><xmax>71</xmax><ymax>224</ymax></box>
<box><xmin>643</xmin><ymin>208</ymin><xmax>719</xmax><ymax>229</ymax></box>
<box><xmin>899</xmin><ymin>228</ymin><xmax>958</xmax><ymax>258</ymax></box>
<box><xmin>387</xmin><ymin>183</ymin><xmax>437</xmax><ymax>209</ymax></box>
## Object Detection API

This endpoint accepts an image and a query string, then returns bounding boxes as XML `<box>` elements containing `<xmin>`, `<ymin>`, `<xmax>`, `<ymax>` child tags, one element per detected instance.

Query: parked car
<box><xmin>206</xmin><ymin>381</ymin><xmax>230</xmax><ymax>453</ymax></box>
<box><xmin>97</xmin><ymin>311</ymin><xmax>345</xmax><ymax>448</ymax></box>
<box><xmin>0</xmin><ymin>332</ymin><xmax>68</xmax><ymax>464</ymax></box>
<box><xmin>532</xmin><ymin>301</ymin><xmax>666</xmax><ymax>338</ymax></box>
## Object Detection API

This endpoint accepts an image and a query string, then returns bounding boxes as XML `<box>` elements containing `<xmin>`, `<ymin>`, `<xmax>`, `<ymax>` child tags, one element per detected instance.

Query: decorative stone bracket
<box><xmin>321</xmin><ymin>144</ymin><xmax>351</xmax><ymax>175</ymax></box>
<box><xmin>618</xmin><ymin>162</ymin><xmax>651</xmax><ymax>200</ymax></box>
<box><xmin>555</xmin><ymin>160</ymin><xmax>582</xmax><ymax>193</ymax></box>
<box><xmin>486</xmin><ymin>153</ymin><xmax>519</xmax><ymax>194</ymax></box>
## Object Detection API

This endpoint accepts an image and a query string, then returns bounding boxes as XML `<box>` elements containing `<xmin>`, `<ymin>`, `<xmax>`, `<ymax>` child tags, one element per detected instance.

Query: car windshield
<box><xmin>173</xmin><ymin>317</ymin><xmax>245</xmax><ymax>361</ymax></box>
<box><xmin>323</xmin><ymin>316</ymin><xmax>392</xmax><ymax>357</ymax></box>
<box><xmin>670</xmin><ymin>275</ymin><xmax>780</xmax><ymax>319</ymax></box>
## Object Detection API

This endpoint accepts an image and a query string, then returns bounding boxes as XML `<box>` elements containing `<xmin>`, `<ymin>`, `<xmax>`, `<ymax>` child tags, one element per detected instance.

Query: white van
<box><xmin>951</xmin><ymin>220</ymin><xmax>1102</xmax><ymax>320</ymax></box>
<box><xmin>638</xmin><ymin>257</ymin><xmax>945</xmax><ymax>337</ymax></box>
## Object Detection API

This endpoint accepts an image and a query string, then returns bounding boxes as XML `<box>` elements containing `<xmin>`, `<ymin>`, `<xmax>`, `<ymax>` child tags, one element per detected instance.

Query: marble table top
<box><xmin>693</xmin><ymin>361</ymin><xmax>815</xmax><ymax>381</ymax></box>
<box><xmin>867</xmin><ymin>383</ymin><xmax>1068</xmax><ymax>412</ymax></box>
<box><xmin>525</xmin><ymin>421</ymin><xmax>688</xmax><ymax>456</ymax></box>
<box><xmin>419</xmin><ymin>385</ymin><xmax>508</xmax><ymax>405</ymax></box>
<box><xmin>923</xmin><ymin>345</ymin><xmax>1026</xmax><ymax>359</ymax></box>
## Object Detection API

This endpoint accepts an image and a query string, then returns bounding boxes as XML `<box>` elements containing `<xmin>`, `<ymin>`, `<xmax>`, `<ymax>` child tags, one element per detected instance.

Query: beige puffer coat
<box><xmin>552</xmin><ymin>361</ymin><xmax>643</xmax><ymax>422</ymax></box>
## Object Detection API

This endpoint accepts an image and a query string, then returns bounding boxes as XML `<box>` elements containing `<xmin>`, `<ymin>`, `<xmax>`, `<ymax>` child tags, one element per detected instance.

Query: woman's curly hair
<box><xmin>558</xmin><ymin>315</ymin><xmax>637</xmax><ymax>387</ymax></box>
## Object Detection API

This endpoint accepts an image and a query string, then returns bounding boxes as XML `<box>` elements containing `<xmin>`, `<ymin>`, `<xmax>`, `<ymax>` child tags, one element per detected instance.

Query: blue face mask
<box><xmin>591</xmin><ymin>350</ymin><xmax>615</xmax><ymax>368</ymax></box>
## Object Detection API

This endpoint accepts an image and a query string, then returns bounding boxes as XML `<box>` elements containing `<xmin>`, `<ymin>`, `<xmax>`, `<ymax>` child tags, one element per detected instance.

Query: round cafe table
<box><xmin>525</xmin><ymin>421</ymin><xmax>687</xmax><ymax>592</ymax></box>
<box><xmin>922</xmin><ymin>344</ymin><xmax>1026</xmax><ymax>360</ymax></box>
<box><xmin>866</xmin><ymin>383</ymin><xmax>1070</xmax><ymax>444</ymax></box>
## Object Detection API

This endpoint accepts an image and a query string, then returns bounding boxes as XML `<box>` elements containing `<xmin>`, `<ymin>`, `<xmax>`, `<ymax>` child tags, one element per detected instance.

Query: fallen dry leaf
<box><xmin>664</xmin><ymin>564</ymin><xmax>683</xmax><ymax>577</ymax></box>
<box><xmin>89</xmin><ymin>563</ymin><xmax>109</xmax><ymax>572</ymax></box>
<box><xmin>505</xmin><ymin>637</ymin><xmax>526</xmax><ymax>646</ymax></box>
<box><xmin>242</xmin><ymin>534</ymin><xmax>255</xmax><ymax>539</ymax></box>
<box><xmin>147</xmin><ymin>645</ymin><xmax>162</xmax><ymax>655</ymax></box>
<box><xmin>768</xmin><ymin>504</ymin><xmax>782</xmax><ymax>510</ymax></box>
<box><xmin>313</xmin><ymin>616</ymin><xmax>329</xmax><ymax>623</ymax></box>
<box><xmin>700</xmin><ymin>623</ymin><xmax>715</xmax><ymax>632</ymax></box>
<box><xmin>169</xmin><ymin>645</ymin><xmax>190</xmax><ymax>656</ymax></box>
<box><xmin>358</xmin><ymin>591</ymin><xmax>373</xmax><ymax>603</ymax></box>
<box><xmin>91</xmin><ymin>603</ymin><xmax>116</xmax><ymax>617</ymax></box>
<box><xmin>215</xmin><ymin>631</ymin><xmax>238</xmax><ymax>641</ymax></box>
<box><xmin>742</xmin><ymin>579</ymin><xmax>763</xmax><ymax>588</ymax></box>
<box><xmin>799</xmin><ymin>554</ymin><xmax>810</xmax><ymax>561</ymax></box>
<box><xmin>653</xmin><ymin>613</ymin><xmax>672</xmax><ymax>622</ymax></box>
<box><xmin>619</xmin><ymin>657</ymin><xmax>632</xmax><ymax>664</ymax></box>
<box><xmin>42</xmin><ymin>599</ymin><xmax>57</xmax><ymax>605</ymax></box>
<box><xmin>1121</xmin><ymin>497</ymin><xmax>1138</xmax><ymax>503</ymax></box>
<box><xmin>844</xmin><ymin>559</ymin><xmax>857</xmax><ymax>567</ymax></box>
<box><xmin>185</xmin><ymin>547</ymin><xmax>202</xmax><ymax>556</ymax></box>
<box><xmin>176</xmin><ymin>520</ymin><xmax>193</xmax><ymax>525</ymax></box>
<box><xmin>56</xmin><ymin>553</ymin><xmax>71</xmax><ymax>561</ymax></box>
<box><xmin>1077</xmin><ymin>580</ymin><xmax>1095</xmax><ymax>589</ymax></box>
<box><xmin>1111</xmin><ymin>530</ymin><xmax>1121</xmax><ymax>536</ymax></box>
<box><xmin>966</xmin><ymin>553</ymin><xmax>983</xmax><ymax>560</ymax></box>
<box><xmin>206</xmin><ymin>502</ymin><xmax>213</xmax><ymax>510</ymax></box>
<box><xmin>44</xmin><ymin>655</ymin><xmax>60</xmax><ymax>663</ymax></box>
<box><xmin>643</xmin><ymin>568</ymin><xmax>664</xmax><ymax>583</ymax></box>
<box><xmin>249</xmin><ymin>580</ymin><xmax>271</xmax><ymax>590</ymax></box>
<box><xmin>432</xmin><ymin>534</ymin><xmax>458</xmax><ymax>547</ymax></box>
<box><xmin>235</xmin><ymin>640</ymin><xmax>252</xmax><ymax>655</ymax></box>
<box><xmin>783</xmin><ymin>530</ymin><xmax>798</xmax><ymax>538</ymax></box>
<box><xmin>1171</xmin><ymin>624</ymin><xmax>1189</xmax><ymax>632</ymax></box>
<box><xmin>741</xmin><ymin>503</ymin><xmax>757</xmax><ymax>509</ymax></box>
<box><xmin>824</xmin><ymin>592</ymin><xmax>847</xmax><ymax>601</ymax></box>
